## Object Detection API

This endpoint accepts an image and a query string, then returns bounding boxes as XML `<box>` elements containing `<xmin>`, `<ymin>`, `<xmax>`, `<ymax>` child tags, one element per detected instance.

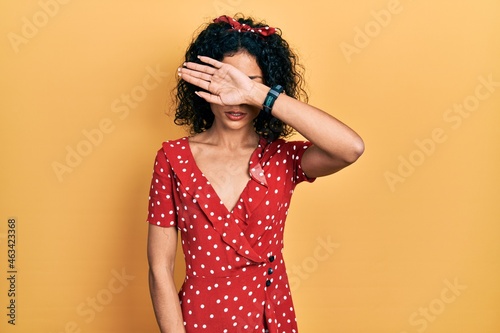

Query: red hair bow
<box><xmin>213</xmin><ymin>15</ymin><xmax>276</xmax><ymax>37</ymax></box>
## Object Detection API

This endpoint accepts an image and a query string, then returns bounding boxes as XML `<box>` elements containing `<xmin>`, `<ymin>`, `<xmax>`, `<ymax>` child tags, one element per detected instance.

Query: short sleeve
<box><xmin>285</xmin><ymin>140</ymin><xmax>316</xmax><ymax>185</ymax></box>
<box><xmin>146</xmin><ymin>147</ymin><xmax>177</xmax><ymax>228</ymax></box>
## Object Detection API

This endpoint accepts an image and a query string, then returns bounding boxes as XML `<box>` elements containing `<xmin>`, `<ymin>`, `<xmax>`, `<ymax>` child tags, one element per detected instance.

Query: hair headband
<box><xmin>213</xmin><ymin>15</ymin><xmax>276</xmax><ymax>37</ymax></box>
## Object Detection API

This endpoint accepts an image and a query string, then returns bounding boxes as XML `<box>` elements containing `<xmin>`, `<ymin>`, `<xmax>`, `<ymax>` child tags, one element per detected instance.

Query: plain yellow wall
<box><xmin>1</xmin><ymin>0</ymin><xmax>499</xmax><ymax>332</ymax></box>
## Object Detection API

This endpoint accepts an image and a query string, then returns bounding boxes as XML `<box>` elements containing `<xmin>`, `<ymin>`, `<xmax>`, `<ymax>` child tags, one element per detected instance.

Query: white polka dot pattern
<box><xmin>146</xmin><ymin>137</ymin><xmax>314</xmax><ymax>332</ymax></box>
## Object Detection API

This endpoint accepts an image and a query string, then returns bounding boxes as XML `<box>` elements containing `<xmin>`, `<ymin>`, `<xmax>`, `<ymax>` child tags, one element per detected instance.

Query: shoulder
<box><xmin>162</xmin><ymin>136</ymin><xmax>189</xmax><ymax>148</ymax></box>
<box><xmin>150</xmin><ymin>137</ymin><xmax>190</xmax><ymax>168</ymax></box>
<box><xmin>159</xmin><ymin>136</ymin><xmax>190</xmax><ymax>154</ymax></box>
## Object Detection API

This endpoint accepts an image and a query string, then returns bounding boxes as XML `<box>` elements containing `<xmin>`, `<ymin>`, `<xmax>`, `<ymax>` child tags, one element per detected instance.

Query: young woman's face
<box><xmin>209</xmin><ymin>51</ymin><xmax>263</xmax><ymax>131</ymax></box>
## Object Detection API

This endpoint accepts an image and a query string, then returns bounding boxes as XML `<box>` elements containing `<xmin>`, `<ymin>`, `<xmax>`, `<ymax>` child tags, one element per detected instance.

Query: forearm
<box><xmin>149</xmin><ymin>268</ymin><xmax>185</xmax><ymax>333</ymax></box>
<box><xmin>250</xmin><ymin>83</ymin><xmax>364</xmax><ymax>163</ymax></box>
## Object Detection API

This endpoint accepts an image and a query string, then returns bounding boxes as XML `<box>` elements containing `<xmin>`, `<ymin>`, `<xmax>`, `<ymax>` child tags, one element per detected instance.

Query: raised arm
<box><xmin>249</xmin><ymin>86</ymin><xmax>365</xmax><ymax>178</ymax></box>
<box><xmin>147</xmin><ymin>224</ymin><xmax>186</xmax><ymax>333</ymax></box>
<box><xmin>178</xmin><ymin>55</ymin><xmax>364</xmax><ymax>178</ymax></box>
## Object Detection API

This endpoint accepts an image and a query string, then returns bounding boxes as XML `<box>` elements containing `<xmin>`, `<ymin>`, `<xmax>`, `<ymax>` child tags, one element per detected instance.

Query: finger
<box><xmin>178</xmin><ymin>67</ymin><xmax>212</xmax><ymax>83</ymax></box>
<box><xmin>178</xmin><ymin>72</ymin><xmax>211</xmax><ymax>91</ymax></box>
<box><xmin>197</xmin><ymin>55</ymin><xmax>223</xmax><ymax>69</ymax></box>
<box><xmin>195</xmin><ymin>91</ymin><xmax>224</xmax><ymax>105</ymax></box>
<box><xmin>183</xmin><ymin>61</ymin><xmax>217</xmax><ymax>75</ymax></box>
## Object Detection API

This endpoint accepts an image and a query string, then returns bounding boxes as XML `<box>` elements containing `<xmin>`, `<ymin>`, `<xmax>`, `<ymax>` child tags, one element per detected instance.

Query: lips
<box><xmin>225</xmin><ymin>111</ymin><xmax>246</xmax><ymax>121</ymax></box>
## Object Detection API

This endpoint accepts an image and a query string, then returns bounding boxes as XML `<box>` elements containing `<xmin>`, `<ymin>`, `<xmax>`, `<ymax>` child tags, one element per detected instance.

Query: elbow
<box><xmin>343</xmin><ymin>136</ymin><xmax>365</xmax><ymax>165</ymax></box>
<box><xmin>148</xmin><ymin>265</ymin><xmax>175</xmax><ymax>294</ymax></box>
<box><xmin>148</xmin><ymin>263</ymin><xmax>175</xmax><ymax>283</ymax></box>
<box><xmin>148</xmin><ymin>267</ymin><xmax>160</xmax><ymax>285</ymax></box>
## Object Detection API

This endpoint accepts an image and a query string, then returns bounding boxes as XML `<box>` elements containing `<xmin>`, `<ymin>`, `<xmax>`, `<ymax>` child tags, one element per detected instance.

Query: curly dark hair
<box><xmin>173</xmin><ymin>14</ymin><xmax>308</xmax><ymax>141</ymax></box>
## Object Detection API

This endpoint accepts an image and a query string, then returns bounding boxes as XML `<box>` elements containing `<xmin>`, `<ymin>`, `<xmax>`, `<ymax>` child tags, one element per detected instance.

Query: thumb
<box><xmin>195</xmin><ymin>91</ymin><xmax>222</xmax><ymax>105</ymax></box>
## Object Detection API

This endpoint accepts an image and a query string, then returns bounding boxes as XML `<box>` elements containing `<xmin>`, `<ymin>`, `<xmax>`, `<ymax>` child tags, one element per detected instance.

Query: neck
<box><xmin>203</xmin><ymin>123</ymin><xmax>260</xmax><ymax>150</ymax></box>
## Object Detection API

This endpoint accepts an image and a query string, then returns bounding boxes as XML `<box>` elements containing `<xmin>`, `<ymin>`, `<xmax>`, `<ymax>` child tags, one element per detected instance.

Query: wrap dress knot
<box><xmin>147</xmin><ymin>136</ymin><xmax>315</xmax><ymax>332</ymax></box>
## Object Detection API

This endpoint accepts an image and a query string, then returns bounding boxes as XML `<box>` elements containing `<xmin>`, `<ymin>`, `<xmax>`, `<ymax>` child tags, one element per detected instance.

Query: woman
<box><xmin>147</xmin><ymin>15</ymin><xmax>364</xmax><ymax>333</ymax></box>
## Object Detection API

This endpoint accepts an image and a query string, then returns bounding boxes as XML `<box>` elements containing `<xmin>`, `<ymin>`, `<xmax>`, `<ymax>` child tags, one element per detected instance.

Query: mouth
<box><xmin>225</xmin><ymin>111</ymin><xmax>247</xmax><ymax>121</ymax></box>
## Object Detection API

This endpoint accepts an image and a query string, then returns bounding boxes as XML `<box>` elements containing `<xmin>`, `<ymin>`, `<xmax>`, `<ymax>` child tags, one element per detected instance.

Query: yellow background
<box><xmin>1</xmin><ymin>0</ymin><xmax>499</xmax><ymax>332</ymax></box>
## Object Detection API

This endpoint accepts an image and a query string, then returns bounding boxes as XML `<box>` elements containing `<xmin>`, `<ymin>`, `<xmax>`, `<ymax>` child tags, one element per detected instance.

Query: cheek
<box><xmin>244</xmin><ymin>104</ymin><xmax>261</xmax><ymax>114</ymax></box>
<box><xmin>209</xmin><ymin>104</ymin><xmax>222</xmax><ymax>114</ymax></box>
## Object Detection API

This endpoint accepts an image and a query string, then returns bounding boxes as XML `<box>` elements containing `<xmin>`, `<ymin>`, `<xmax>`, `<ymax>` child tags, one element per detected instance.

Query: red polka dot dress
<box><xmin>147</xmin><ymin>136</ymin><xmax>315</xmax><ymax>333</ymax></box>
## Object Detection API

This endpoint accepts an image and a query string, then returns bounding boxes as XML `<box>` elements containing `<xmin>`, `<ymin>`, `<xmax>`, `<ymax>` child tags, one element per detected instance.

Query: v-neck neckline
<box><xmin>185</xmin><ymin>136</ymin><xmax>265</xmax><ymax>215</ymax></box>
